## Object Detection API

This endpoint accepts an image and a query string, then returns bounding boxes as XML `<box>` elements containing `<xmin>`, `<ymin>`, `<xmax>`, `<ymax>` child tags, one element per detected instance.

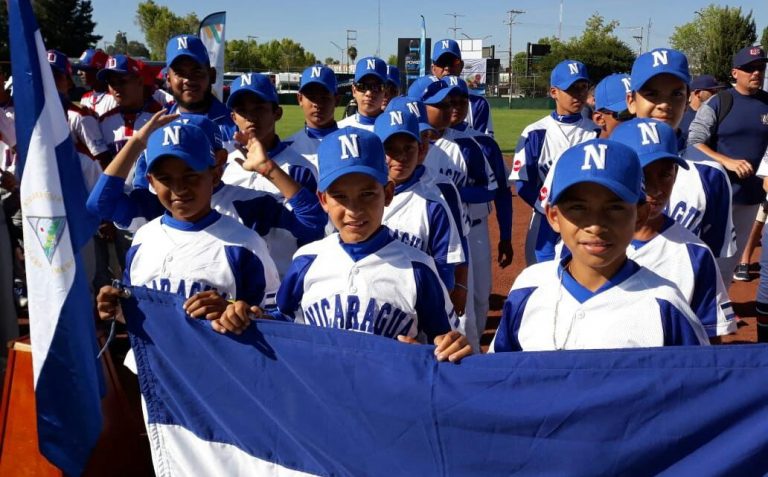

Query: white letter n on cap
<box><xmin>652</xmin><ymin>50</ymin><xmax>668</xmax><ymax>67</ymax></box>
<box><xmin>338</xmin><ymin>134</ymin><xmax>360</xmax><ymax>159</ymax></box>
<box><xmin>366</xmin><ymin>59</ymin><xmax>376</xmax><ymax>70</ymax></box>
<box><xmin>389</xmin><ymin>111</ymin><xmax>403</xmax><ymax>126</ymax></box>
<box><xmin>162</xmin><ymin>125</ymin><xmax>181</xmax><ymax>146</ymax></box>
<box><xmin>638</xmin><ymin>121</ymin><xmax>660</xmax><ymax>145</ymax></box>
<box><xmin>240</xmin><ymin>73</ymin><xmax>252</xmax><ymax>85</ymax></box>
<box><xmin>311</xmin><ymin>66</ymin><xmax>322</xmax><ymax>78</ymax></box>
<box><xmin>177</xmin><ymin>36</ymin><xmax>188</xmax><ymax>50</ymax></box>
<box><xmin>581</xmin><ymin>144</ymin><xmax>608</xmax><ymax>170</ymax></box>
<box><xmin>568</xmin><ymin>63</ymin><xmax>579</xmax><ymax>75</ymax></box>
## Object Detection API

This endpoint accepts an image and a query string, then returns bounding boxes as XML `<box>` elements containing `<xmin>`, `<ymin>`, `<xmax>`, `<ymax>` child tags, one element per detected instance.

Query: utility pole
<box><xmin>505</xmin><ymin>9</ymin><xmax>524</xmax><ymax>107</ymax></box>
<box><xmin>377</xmin><ymin>0</ymin><xmax>381</xmax><ymax>57</ymax></box>
<box><xmin>445</xmin><ymin>12</ymin><xmax>465</xmax><ymax>39</ymax></box>
<box><xmin>646</xmin><ymin>18</ymin><xmax>652</xmax><ymax>52</ymax></box>
<box><xmin>346</xmin><ymin>29</ymin><xmax>357</xmax><ymax>73</ymax></box>
<box><xmin>558</xmin><ymin>0</ymin><xmax>563</xmax><ymax>40</ymax></box>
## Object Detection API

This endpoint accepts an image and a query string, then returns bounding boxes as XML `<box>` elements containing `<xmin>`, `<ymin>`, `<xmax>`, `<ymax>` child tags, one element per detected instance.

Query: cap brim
<box><xmin>553</xmin><ymin>76</ymin><xmax>590</xmax><ymax>90</ymax></box>
<box><xmin>418</xmin><ymin>122</ymin><xmax>436</xmax><ymax>134</ymax></box>
<box><xmin>355</xmin><ymin>72</ymin><xmax>387</xmax><ymax>83</ymax></box>
<box><xmin>319</xmin><ymin>166</ymin><xmax>388</xmax><ymax>192</ymax></box>
<box><xmin>299</xmin><ymin>79</ymin><xmax>335</xmax><ymax>93</ymax></box>
<box><xmin>633</xmin><ymin>70</ymin><xmax>689</xmax><ymax>91</ymax></box>
<box><xmin>146</xmin><ymin>151</ymin><xmax>212</xmax><ymax>174</ymax></box>
<box><xmin>638</xmin><ymin>151</ymin><xmax>689</xmax><ymax>170</ymax></box>
<box><xmin>600</xmin><ymin>98</ymin><xmax>629</xmax><ymax>113</ymax></box>
<box><xmin>423</xmin><ymin>86</ymin><xmax>459</xmax><ymax>105</ymax></box>
<box><xmin>169</xmin><ymin>53</ymin><xmax>209</xmax><ymax>68</ymax></box>
<box><xmin>226</xmin><ymin>88</ymin><xmax>277</xmax><ymax>109</ymax></box>
<box><xmin>96</xmin><ymin>69</ymin><xmax>131</xmax><ymax>82</ymax></box>
<box><xmin>379</xmin><ymin>129</ymin><xmax>420</xmax><ymax>145</ymax></box>
<box><xmin>432</xmin><ymin>51</ymin><xmax>460</xmax><ymax>63</ymax></box>
<box><xmin>734</xmin><ymin>58</ymin><xmax>768</xmax><ymax>68</ymax></box>
<box><xmin>551</xmin><ymin>178</ymin><xmax>640</xmax><ymax>205</ymax></box>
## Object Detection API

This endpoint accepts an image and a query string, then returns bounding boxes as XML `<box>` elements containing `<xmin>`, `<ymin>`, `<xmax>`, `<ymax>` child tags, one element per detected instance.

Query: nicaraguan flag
<box><xmin>124</xmin><ymin>286</ymin><xmax>768</xmax><ymax>476</ymax></box>
<box><xmin>9</xmin><ymin>0</ymin><xmax>103</xmax><ymax>473</ymax></box>
<box><xmin>199</xmin><ymin>11</ymin><xmax>226</xmax><ymax>99</ymax></box>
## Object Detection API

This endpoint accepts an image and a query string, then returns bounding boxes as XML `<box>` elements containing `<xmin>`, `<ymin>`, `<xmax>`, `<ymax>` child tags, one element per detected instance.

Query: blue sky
<box><xmin>90</xmin><ymin>0</ymin><xmax>767</xmax><ymax>65</ymax></box>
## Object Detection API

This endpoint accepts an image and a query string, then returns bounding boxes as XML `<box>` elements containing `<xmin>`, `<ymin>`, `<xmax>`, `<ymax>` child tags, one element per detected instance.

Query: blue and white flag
<box><xmin>199</xmin><ymin>11</ymin><xmax>226</xmax><ymax>100</ymax></box>
<box><xmin>9</xmin><ymin>0</ymin><xmax>102</xmax><ymax>473</ymax></box>
<box><xmin>419</xmin><ymin>15</ymin><xmax>426</xmax><ymax>76</ymax></box>
<box><xmin>125</xmin><ymin>286</ymin><xmax>768</xmax><ymax>476</ymax></box>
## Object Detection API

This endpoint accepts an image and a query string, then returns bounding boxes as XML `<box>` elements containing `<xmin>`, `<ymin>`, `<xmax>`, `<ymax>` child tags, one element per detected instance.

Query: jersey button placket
<box><xmin>349</xmin><ymin>266</ymin><xmax>358</xmax><ymax>294</ymax></box>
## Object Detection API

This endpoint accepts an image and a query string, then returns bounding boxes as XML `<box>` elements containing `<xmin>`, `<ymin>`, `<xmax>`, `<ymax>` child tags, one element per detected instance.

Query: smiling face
<box><xmin>547</xmin><ymin>182</ymin><xmax>640</xmax><ymax>279</ymax></box>
<box><xmin>297</xmin><ymin>83</ymin><xmax>336</xmax><ymax>129</ymax></box>
<box><xmin>147</xmin><ymin>156</ymin><xmax>214</xmax><ymax>223</ymax></box>
<box><xmin>230</xmin><ymin>93</ymin><xmax>281</xmax><ymax>144</ymax></box>
<box><xmin>642</xmin><ymin>159</ymin><xmax>678</xmax><ymax>221</ymax></box>
<box><xmin>732</xmin><ymin>61</ymin><xmax>766</xmax><ymax>95</ymax></box>
<box><xmin>167</xmin><ymin>56</ymin><xmax>212</xmax><ymax>111</ymax></box>
<box><xmin>626</xmin><ymin>74</ymin><xmax>687</xmax><ymax>129</ymax></box>
<box><xmin>384</xmin><ymin>134</ymin><xmax>420</xmax><ymax>185</ymax></box>
<box><xmin>319</xmin><ymin>173</ymin><xmax>394</xmax><ymax>243</ymax></box>
<box><xmin>551</xmin><ymin>80</ymin><xmax>590</xmax><ymax>115</ymax></box>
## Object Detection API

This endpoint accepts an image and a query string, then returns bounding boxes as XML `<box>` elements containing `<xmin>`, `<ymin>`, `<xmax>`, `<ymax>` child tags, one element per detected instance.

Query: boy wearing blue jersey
<box><xmin>224</xmin><ymin>127</ymin><xmax>472</xmax><ymax>362</ymax></box>
<box><xmin>592</xmin><ymin>73</ymin><xmax>632</xmax><ymax>138</ymax></box>
<box><xmin>337</xmin><ymin>57</ymin><xmax>388</xmax><ymax>131</ymax></box>
<box><xmin>491</xmin><ymin>139</ymin><xmax>708</xmax><ymax>352</ymax></box>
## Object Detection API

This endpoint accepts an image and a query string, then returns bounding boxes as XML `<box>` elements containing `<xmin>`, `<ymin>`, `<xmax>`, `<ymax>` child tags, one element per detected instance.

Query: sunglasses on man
<box><xmin>354</xmin><ymin>82</ymin><xmax>384</xmax><ymax>93</ymax></box>
<box><xmin>737</xmin><ymin>63</ymin><xmax>766</xmax><ymax>74</ymax></box>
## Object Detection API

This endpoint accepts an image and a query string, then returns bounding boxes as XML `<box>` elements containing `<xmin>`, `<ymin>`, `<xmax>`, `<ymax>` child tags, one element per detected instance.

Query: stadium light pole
<box><xmin>505</xmin><ymin>9</ymin><xmax>525</xmax><ymax>107</ymax></box>
<box><xmin>330</xmin><ymin>41</ymin><xmax>344</xmax><ymax>70</ymax></box>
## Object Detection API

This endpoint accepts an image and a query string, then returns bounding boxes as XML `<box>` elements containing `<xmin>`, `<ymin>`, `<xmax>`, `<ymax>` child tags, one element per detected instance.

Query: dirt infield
<box><xmin>482</xmin><ymin>161</ymin><xmax>760</xmax><ymax>350</ymax></box>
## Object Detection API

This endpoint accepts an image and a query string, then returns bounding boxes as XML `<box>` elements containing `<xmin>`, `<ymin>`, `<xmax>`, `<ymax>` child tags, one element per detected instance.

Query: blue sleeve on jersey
<box><xmin>485</xmin><ymin>139</ymin><xmax>513</xmax><ymax>241</ymax></box>
<box><xmin>436</xmin><ymin>182</ymin><xmax>465</xmax><ymax>236</ymax></box>
<box><xmin>515</xmin><ymin>129</ymin><xmax>547</xmax><ymax>208</ymax></box>
<box><xmin>413</xmin><ymin>261</ymin><xmax>455</xmax><ymax>341</ymax></box>
<box><xmin>426</xmin><ymin>200</ymin><xmax>457</xmax><ymax>289</ymax></box>
<box><xmin>223</xmin><ymin>245</ymin><xmax>266</xmax><ymax>306</ymax></box>
<box><xmin>87</xmin><ymin>174</ymin><xmax>163</xmax><ymax>228</ymax></box>
<box><xmin>281</xmin><ymin>188</ymin><xmax>327</xmax><ymax>244</ymax></box>
<box><xmin>288</xmin><ymin>164</ymin><xmax>318</xmax><ymax>193</ymax></box>
<box><xmin>696</xmin><ymin>164</ymin><xmax>730</xmax><ymax>257</ymax></box>
<box><xmin>455</xmin><ymin>137</ymin><xmax>496</xmax><ymax>204</ymax></box>
<box><xmin>657</xmin><ymin>298</ymin><xmax>706</xmax><ymax>346</ymax></box>
<box><xmin>132</xmin><ymin>152</ymin><xmax>149</xmax><ymax>189</ymax></box>
<box><xmin>533</xmin><ymin>219</ymin><xmax>560</xmax><ymax>263</ymax></box>
<box><xmin>469</xmin><ymin>95</ymin><xmax>492</xmax><ymax>135</ymax></box>
<box><xmin>494</xmin><ymin>286</ymin><xmax>537</xmax><ymax>352</ymax></box>
<box><xmin>685</xmin><ymin>243</ymin><xmax>720</xmax><ymax>337</ymax></box>
<box><xmin>122</xmin><ymin>244</ymin><xmax>140</xmax><ymax>287</ymax></box>
<box><xmin>274</xmin><ymin>254</ymin><xmax>317</xmax><ymax>320</ymax></box>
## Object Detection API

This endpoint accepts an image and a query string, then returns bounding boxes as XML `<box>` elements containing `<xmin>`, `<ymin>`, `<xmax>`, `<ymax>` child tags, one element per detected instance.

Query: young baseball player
<box><xmin>431</xmin><ymin>39</ymin><xmax>494</xmax><ymax>136</ymax></box>
<box><xmin>75</xmin><ymin>48</ymin><xmax>117</xmax><ymax>117</ymax></box>
<box><xmin>285</xmin><ymin>65</ymin><xmax>339</xmax><ymax>170</ymax></box>
<box><xmin>223</xmin><ymin>127</ymin><xmax>471</xmax><ymax>362</ymax></box>
<box><xmin>627</xmin><ymin>48</ymin><xmax>736</xmax><ymax>284</ymax></box>
<box><xmin>373</xmin><ymin>108</ymin><xmax>464</xmax><ymax>290</ymax></box>
<box><xmin>508</xmin><ymin>59</ymin><xmax>598</xmax><ymax>264</ymax></box>
<box><xmin>490</xmin><ymin>138</ymin><xmax>709</xmax><ymax>352</ymax></box>
<box><xmin>591</xmin><ymin>73</ymin><xmax>632</xmax><ymax>138</ymax></box>
<box><xmin>611</xmin><ymin>118</ymin><xmax>736</xmax><ymax>338</ymax></box>
<box><xmin>220</xmin><ymin>72</ymin><xmax>325</xmax><ymax>275</ymax></box>
<box><xmin>337</xmin><ymin>56</ymin><xmax>387</xmax><ymax>131</ymax></box>
<box><xmin>381</xmin><ymin>64</ymin><xmax>401</xmax><ymax>110</ymax></box>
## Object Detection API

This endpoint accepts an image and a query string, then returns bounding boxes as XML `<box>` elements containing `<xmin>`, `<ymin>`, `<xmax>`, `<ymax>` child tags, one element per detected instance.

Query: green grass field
<box><xmin>275</xmin><ymin>106</ymin><xmax>547</xmax><ymax>155</ymax></box>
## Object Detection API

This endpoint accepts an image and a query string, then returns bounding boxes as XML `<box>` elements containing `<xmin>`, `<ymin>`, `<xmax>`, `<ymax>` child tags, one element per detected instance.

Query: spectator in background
<box><xmin>679</xmin><ymin>74</ymin><xmax>727</xmax><ymax>139</ymax></box>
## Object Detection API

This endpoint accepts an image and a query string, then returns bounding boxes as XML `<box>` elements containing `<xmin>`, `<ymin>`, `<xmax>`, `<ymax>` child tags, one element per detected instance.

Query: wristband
<box><xmin>454</xmin><ymin>283</ymin><xmax>468</xmax><ymax>291</ymax></box>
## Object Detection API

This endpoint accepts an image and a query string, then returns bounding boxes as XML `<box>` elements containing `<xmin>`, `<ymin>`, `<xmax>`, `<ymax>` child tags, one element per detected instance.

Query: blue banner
<box><xmin>125</xmin><ymin>286</ymin><xmax>768</xmax><ymax>476</ymax></box>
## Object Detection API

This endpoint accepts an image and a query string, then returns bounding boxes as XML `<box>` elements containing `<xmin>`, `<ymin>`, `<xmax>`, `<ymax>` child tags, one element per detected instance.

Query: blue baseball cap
<box><xmin>300</xmin><ymin>65</ymin><xmax>337</xmax><ymax>93</ymax></box>
<box><xmin>595</xmin><ymin>73</ymin><xmax>631</xmax><ymax>113</ymax></box>
<box><xmin>442</xmin><ymin>75</ymin><xmax>469</xmax><ymax>95</ymax></box>
<box><xmin>550</xmin><ymin>139</ymin><xmax>644</xmax><ymax>205</ymax></box>
<box><xmin>432</xmin><ymin>39</ymin><xmax>462</xmax><ymax>62</ymax></box>
<box><xmin>75</xmin><ymin>49</ymin><xmax>108</xmax><ymax>71</ymax></box>
<box><xmin>227</xmin><ymin>72</ymin><xmax>278</xmax><ymax>108</ymax></box>
<box><xmin>631</xmin><ymin>48</ymin><xmax>690</xmax><ymax>91</ymax></box>
<box><xmin>386</xmin><ymin>65</ymin><xmax>401</xmax><ymax>88</ymax></box>
<box><xmin>690</xmin><ymin>74</ymin><xmax>727</xmax><ymax>91</ymax></box>
<box><xmin>407</xmin><ymin>75</ymin><xmax>459</xmax><ymax>105</ymax></box>
<box><xmin>145</xmin><ymin>122</ymin><xmax>215</xmax><ymax>173</ymax></box>
<box><xmin>317</xmin><ymin>127</ymin><xmax>388</xmax><ymax>191</ymax></box>
<box><xmin>732</xmin><ymin>45</ymin><xmax>767</xmax><ymax>69</ymax></box>
<box><xmin>166</xmin><ymin>35</ymin><xmax>210</xmax><ymax>68</ymax></box>
<box><xmin>47</xmin><ymin>49</ymin><xmax>72</xmax><ymax>76</ymax></box>
<box><xmin>550</xmin><ymin>60</ymin><xmax>589</xmax><ymax>90</ymax></box>
<box><xmin>385</xmin><ymin>96</ymin><xmax>435</xmax><ymax>134</ymax></box>
<box><xmin>354</xmin><ymin>57</ymin><xmax>387</xmax><ymax>83</ymax></box>
<box><xmin>374</xmin><ymin>109</ymin><xmax>421</xmax><ymax>144</ymax></box>
<box><xmin>610</xmin><ymin>118</ymin><xmax>689</xmax><ymax>170</ymax></box>
<box><xmin>175</xmin><ymin>114</ymin><xmax>224</xmax><ymax>151</ymax></box>
<box><xmin>96</xmin><ymin>55</ymin><xmax>142</xmax><ymax>82</ymax></box>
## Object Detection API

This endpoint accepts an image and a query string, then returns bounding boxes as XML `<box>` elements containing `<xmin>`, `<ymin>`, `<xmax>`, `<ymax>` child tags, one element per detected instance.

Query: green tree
<box><xmin>33</xmin><ymin>0</ymin><xmax>101</xmax><ymax>55</ymax></box>
<box><xmin>225</xmin><ymin>38</ymin><xmax>317</xmax><ymax>72</ymax></box>
<box><xmin>671</xmin><ymin>5</ymin><xmax>757</xmax><ymax>80</ymax></box>
<box><xmin>347</xmin><ymin>46</ymin><xmax>358</xmax><ymax>63</ymax></box>
<box><xmin>136</xmin><ymin>1</ymin><xmax>199</xmax><ymax>60</ymax></box>
<box><xmin>127</xmin><ymin>41</ymin><xmax>151</xmax><ymax>59</ymax></box>
<box><xmin>225</xmin><ymin>39</ymin><xmax>265</xmax><ymax>71</ymax></box>
<box><xmin>761</xmin><ymin>26</ymin><xmax>768</xmax><ymax>48</ymax></box>
<box><xmin>387</xmin><ymin>54</ymin><xmax>397</xmax><ymax>65</ymax></box>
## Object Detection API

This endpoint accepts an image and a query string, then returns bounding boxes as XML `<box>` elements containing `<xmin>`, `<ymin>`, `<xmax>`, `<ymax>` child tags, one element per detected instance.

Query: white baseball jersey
<box><xmin>275</xmin><ymin>226</ymin><xmax>460</xmax><ymax>342</ymax></box>
<box><xmin>80</xmin><ymin>90</ymin><xmax>117</xmax><ymax>117</ymax></box>
<box><xmin>67</xmin><ymin>102</ymin><xmax>109</xmax><ymax>159</ymax></box>
<box><xmin>336</xmin><ymin>113</ymin><xmax>378</xmax><ymax>132</ymax></box>
<box><xmin>489</xmin><ymin>258</ymin><xmax>709</xmax><ymax>352</ymax></box>
<box><xmin>418</xmin><ymin>165</ymin><xmax>470</xmax><ymax>237</ymax></box>
<box><xmin>152</xmin><ymin>88</ymin><xmax>174</xmax><ymax>108</ymax></box>
<box><xmin>125</xmin><ymin>210</ymin><xmax>279</xmax><ymax>307</ymax></box>
<box><xmin>222</xmin><ymin>141</ymin><xmax>318</xmax><ymax>193</ymax></box>
<box><xmin>466</xmin><ymin>94</ymin><xmax>494</xmax><ymax>137</ymax></box>
<box><xmin>285</xmin><ymin>125</ymin><xmax>339</xmax><ymax>171</ymax></box>
<box><xmin>99</xmin><ymin>101</ymin><xmax>164</xmax><ymax>155</ymax></box>
<box><xmin>667</xmin><ymin>146</ymin><xmax>736</xmax><ymax>258</ymax></box>
<box><xmin>383</xmin><ymin>167</ymin><xmax>465</xmax><ymax>287</ymax></box>
<box><xmin>626</xmin><ymin>216</ymin><xmax>736</xmax><ymax>337</ymax></box>
<box><xmin>752</xmin><ymin>144</ymin><xmax>768</xmax><ymax>180</ymax></box>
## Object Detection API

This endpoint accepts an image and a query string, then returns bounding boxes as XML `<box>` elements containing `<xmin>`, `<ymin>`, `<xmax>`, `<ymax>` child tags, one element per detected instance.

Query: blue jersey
<box><xmin>490</xmin><ymin>258</ymin><xmax>709</xmax><ymax>352</ymax></box>
<box><xmin>284</xmin><ymin>124</ymin><xmax>339</xmax><ymax>171</ymax></box>
<box><xmin>467</xmin><ymin>94</ymin><xmax>494</xmax><ymax>137</ymax></box>
<box><xmin>274</xmin><ymin>226</ymin><xmax>459</xmax><ymax>342</ymax></box>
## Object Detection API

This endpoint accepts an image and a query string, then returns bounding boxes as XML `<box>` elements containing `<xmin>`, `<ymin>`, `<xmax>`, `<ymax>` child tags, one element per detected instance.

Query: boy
<box><xmin>220</xmin><ymin>73</ymin><xmax>325</xmax><ymax>275</ymax></box>
<box><xmin>627</xmin><ymin>48</ymin><xmax>735</xmax><ymax>284</ymax></box>
<box><xmin>75</xmin><ymin>48</ymin><xmax>116</xmax><ymax>117</ymax></box>
<box><xmin>95</xmin><ymin>121</ymin><xmax>279</xmax><ymax>334</ymax></box>
<box><xmin>490</xmin><ymin>139</ymin><xmax>708</xmax><ymax>352</ymax></box>
<box><xmin>591</xmin><ymin>73</ymin><xmax>632</xmax><ymax>138</ymax></box>
<box><xmin>286</xmin><ymin>65</ymin><xmax>339</xmax><ymax>170</ymax></box>
<box><xmin>508</xmin><ymin>59</ymin><xmax>598</xmax><ymax>264</ymax></box>
<box><xmin>228</xmin><ymin>127</ymin><xmax>471</xmax><ymax>362</ymax></box>
<box><xmin>611</xmin><ymin>118</ymin><xmax>736</xmax><ymax>339</ymax></box>
<box><xmin>337</xmin><ymin>56</ymin><xmax>387</xmax><ymax>131</ymax></box>
<box><xmin>381</xmin><ymin>64</ymin><xmax>401</xmax><ymax>110</ymax></box>
<box><xmin>374</xmin><ymin>109</ymin><xmax>464</xmax><ymax>290</ymax></box>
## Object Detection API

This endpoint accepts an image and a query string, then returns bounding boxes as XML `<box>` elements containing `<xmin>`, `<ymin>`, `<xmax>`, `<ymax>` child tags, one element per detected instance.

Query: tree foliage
<box><xmin>105</xmin><ymin>31</ymin><xmax>150</xmax><ymax>58</ymax></box>
<box><xmin>761</xmin><ymin>26</ymin><xmax>768</xmax><ymax>49</ymax></box>
<box><xmin>225</xmin><ymin>38</ymin><xmax>317</xmax><ymax>72</ymax></box>
<box><xmin>387</xmin><ymin>54</ymin><xmax>398</xmax><ymax>65</ymax></box>
<box><xmin>136</xmin><ymin>1</ymin><xmax>199</xmax><ymax>61</ymax></box>
<box><xmin>670</xmin><ymin>5</ymin><xmax>757</xmax><ymax>80</ymax></box>
<box><xmin>33</xmin><ymin>0</ymin><xmax>101</xmax><ymax>56</ymax></box>
<box><xmin>517</xmin><ymin>14</ymin><xmax>635</xmax><ymax>97</ymax></box>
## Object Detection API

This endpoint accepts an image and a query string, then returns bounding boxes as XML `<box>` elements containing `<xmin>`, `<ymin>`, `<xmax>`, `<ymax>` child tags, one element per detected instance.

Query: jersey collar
<box><xmin>161</xmin><ymin>209</ymin><xmax>221</xmax><ymax>231</ymax></box>
<box><xmin>551</xmin><ymin>111</ymin><xmax>583</xmax><ymax>124</ymax></box>
<box><xmin>267</xmin><ymin>137</ymin><xmax>288</xmax><ymax>158</ymax></box>
<box><xmin>630</xmin><ymin>215</ymin><xmax>676</xmax><ymax>249</ymax></box>
<box><xmin>305</xmin><ymin>124</ymin><xmax>339</xmax><ymax>139</ymax></box>
<box><xmin>559</xmin><ymin>257</ymin><xmax>640</xmax><ymax>304</ymax></box>
<box><xmin>339</xmin><ymin>225</ymin><xmax>394</xmax><ymax>262</ymax></box>
<box><xmin>394</xmin><ymin>166</ymin><xmax>426</xmax><ymax>194</ymax></box>
<box><xmin>356</xmin><ymin>113</ymin><xmax>378</xmax><ymax>126</ymax></box>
